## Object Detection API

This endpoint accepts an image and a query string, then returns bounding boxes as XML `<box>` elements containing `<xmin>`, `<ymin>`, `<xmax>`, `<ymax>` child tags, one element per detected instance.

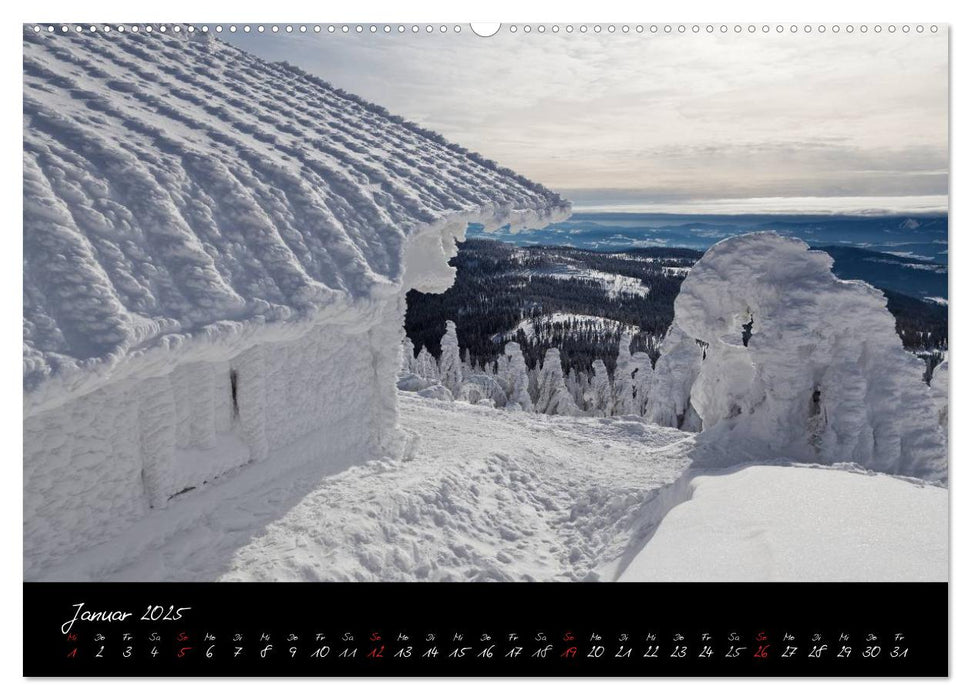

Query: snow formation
<box><xmin>655</xmin><ymin>233</ymin><xmax>946</xmax><ymax>480</ymax></box>
<box><xmin>23</xmin><ymin>27</ymin><xmax>568</xmax><ymax>578</ymax></box>
<box><xmin>619</xmin><ymin>465</ymin><xmax>947</xmax><ymax>582</ymax></box>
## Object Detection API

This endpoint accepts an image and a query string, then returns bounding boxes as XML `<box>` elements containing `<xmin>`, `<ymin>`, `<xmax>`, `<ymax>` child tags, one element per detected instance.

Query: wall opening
<box><xmin>230</xmin><ymin>368</ymin><xmax>240</xmax><ymax>419</ymax></box>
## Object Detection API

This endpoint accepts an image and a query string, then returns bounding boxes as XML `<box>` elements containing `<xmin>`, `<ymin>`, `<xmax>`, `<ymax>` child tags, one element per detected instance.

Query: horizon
<box><xmin>565</xmin><ymin>194</ymin><xmax>948</xmax><ymax>217</ymax></box>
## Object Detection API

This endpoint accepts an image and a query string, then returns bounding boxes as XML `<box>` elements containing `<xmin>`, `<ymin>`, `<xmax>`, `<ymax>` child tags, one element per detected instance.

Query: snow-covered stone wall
<box><xmin>23</xmin><ymin>27</ymin><xmax>568</xmax><ymax>578</ymax></box>
<box><xmin>653</xmin><ymin>233</ymin><xmax>946</xmax><ymax>481</ymax></box>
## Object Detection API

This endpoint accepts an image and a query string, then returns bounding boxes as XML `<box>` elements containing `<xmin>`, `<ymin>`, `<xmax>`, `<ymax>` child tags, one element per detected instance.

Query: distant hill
<box><xmin>816</xmin><ymin>245</ymin><xmax>947</xmax><ymax>300</ymax></box>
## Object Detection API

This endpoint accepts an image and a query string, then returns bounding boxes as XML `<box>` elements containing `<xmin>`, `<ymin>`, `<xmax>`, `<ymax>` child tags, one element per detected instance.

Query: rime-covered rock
<box><xmin>417</xmin><ymin>384</ymin><xmax>454</xmax><ymax>402</ymax></box>
<box><xmin>459</xmin><ymin>373</ymin><xmax>508</xmax><ymax>408</ymax></box>
<box><xmin>397</xmin><ymin>372</ymin><xmax>432</xmax><ymax>393</ymax></box>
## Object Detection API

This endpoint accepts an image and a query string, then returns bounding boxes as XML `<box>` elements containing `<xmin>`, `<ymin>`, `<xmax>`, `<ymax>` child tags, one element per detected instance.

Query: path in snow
<box><xmin>222</xmin><ymin>395</ymin><xmax>696</xmax><ymax>581</ymax></box>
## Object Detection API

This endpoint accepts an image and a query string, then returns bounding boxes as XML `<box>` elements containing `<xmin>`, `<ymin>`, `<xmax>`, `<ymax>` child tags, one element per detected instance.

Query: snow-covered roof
<box><xmin>23</xmin><ymin>28</ymin><xmax>570</xmax><ymax>407</ymax></box>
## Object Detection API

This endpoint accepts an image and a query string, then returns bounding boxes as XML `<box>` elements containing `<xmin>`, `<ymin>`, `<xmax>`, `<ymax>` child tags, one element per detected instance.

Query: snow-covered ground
<box><xmin>34</xmin><ymin>394</ymin><xmax>945</xmax><ymax>583</ymax></box>
<box><xmin>530</xmin><ymin>264</ymin><xmax>651</xmax><ymax>297</ymax></box>
<box><xmin>618</xmin><ymin>465</ymin><xmax>947</xmax><ymax>582</ymax></box>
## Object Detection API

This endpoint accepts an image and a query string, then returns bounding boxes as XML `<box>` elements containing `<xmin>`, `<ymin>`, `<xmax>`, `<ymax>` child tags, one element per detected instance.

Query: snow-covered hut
<box><xmin>22</xmin><ymin>28</ymin><xmax>569</xmax><ymax>577</ymax></box>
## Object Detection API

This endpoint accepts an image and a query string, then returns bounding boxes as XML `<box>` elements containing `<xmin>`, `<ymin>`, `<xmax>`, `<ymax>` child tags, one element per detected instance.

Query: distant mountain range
<box><xmin>470</xmin><ymin>213</ymin><xmax>948</xmax><ymax>266</ymax></box>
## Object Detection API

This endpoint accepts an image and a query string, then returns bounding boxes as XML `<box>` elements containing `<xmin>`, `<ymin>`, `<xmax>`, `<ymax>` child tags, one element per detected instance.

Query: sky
<box><xmin>228</xmin><ymin>27</ymin><xmax>948</xmax><ymax>214</ymax></box>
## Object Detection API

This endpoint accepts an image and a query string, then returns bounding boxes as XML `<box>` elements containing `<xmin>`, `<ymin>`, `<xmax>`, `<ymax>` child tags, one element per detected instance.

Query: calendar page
<box><xmin>22</xmin><ymin>21</ymin><xmax>948</xmax><ymax>677</ymax></box>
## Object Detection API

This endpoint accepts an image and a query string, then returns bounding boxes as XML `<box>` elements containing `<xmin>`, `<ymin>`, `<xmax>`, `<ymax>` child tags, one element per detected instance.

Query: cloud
<box><xmin>227</xmin><ymin>30</ymin><xmax>948</xmax><ymax>202</ymax></box>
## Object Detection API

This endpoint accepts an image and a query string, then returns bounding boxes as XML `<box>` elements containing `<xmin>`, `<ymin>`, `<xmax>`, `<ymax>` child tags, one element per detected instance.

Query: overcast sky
<box><xmin>228</xmin><ymin>28</ymin><xmax>948</xmax><ymax>213</ymax></box>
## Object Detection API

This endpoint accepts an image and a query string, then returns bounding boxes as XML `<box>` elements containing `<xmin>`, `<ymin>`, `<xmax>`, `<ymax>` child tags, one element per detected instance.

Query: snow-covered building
<box><xmin>23</xmin><ymin>28</ymin><xmax>569</xmax><ymax>578</ymax></box>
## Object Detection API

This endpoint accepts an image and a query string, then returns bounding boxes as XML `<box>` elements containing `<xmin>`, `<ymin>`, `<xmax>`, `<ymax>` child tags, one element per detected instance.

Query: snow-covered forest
<box><xmin>404</xmin><ymin>238</ymin><xmax>947</xmax><ymax>382</ymax></box>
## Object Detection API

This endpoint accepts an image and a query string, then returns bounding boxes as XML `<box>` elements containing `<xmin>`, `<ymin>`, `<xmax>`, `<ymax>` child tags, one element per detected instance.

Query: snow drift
<box><xmin>650</xmin><ymin>233</ymin><xmax>946</xmax><ymax>480</ymax></box>
<box><xmin>22</xmin><ymin>27</ymin><xmax>569</xmax><ymax>578</ymax></box>
<box><xmin>619</xmin><ymin>464</ymin><xmax>947</xmax><ymax>582</ymax></box>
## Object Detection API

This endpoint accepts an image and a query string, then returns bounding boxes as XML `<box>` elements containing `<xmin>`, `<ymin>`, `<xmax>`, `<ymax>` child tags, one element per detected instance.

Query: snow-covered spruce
<box><xmin>658</xmin><ymin>232</ymin><xmax>946</xmax><ymax>480</ymax></box>
<box><xmin>23</xmin><ymin>28</ymin><xmax>569</xmax><ymax>579</ymax></box>
<box><xmin>400</xmin><ymin>336</ymin><xmax>417</xmax><ymax>375</ymax></box>
<box><xmin>584</xmin><ymin>359</ymin><xmax>614</xmax><ymax>417</ymax></box>
<box><xmin>503</xmin><ymin>341</ymin><xmax>534</xmax><ymax>412</ymax></box>
<box><xmin>438</xmin><ymin>321</ymin><xmax>464</xmax><ymax>396</ymax></box>
<box><xmin>414</xmin><ymin>346</ymin><xmax>440</xmax><ymax>383</ymax></box>
<box><xmin>930</xmin><ymin>356</ymin><xmax>948</xmax><ymax>432</ymax></box>
<box><xmin>631</xmin><ymin>351</ymin><xmax>654</xmax><ymax>417</ymax></box>
<box><xmin>612</xmin><ymin>331</ymin><xmax>636</xmax><ymax>416</ymax></box>
<box><xmin>535</xmin><ymin>348</ymin><xmax>581</xmax><ymax>416</ymax></box>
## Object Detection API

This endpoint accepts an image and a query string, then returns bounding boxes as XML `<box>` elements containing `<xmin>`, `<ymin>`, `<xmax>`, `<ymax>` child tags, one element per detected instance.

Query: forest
<box><xmin>404</xmin><ymin>238</ymin><xmax>948</xmax><ymax>377</ymax></box>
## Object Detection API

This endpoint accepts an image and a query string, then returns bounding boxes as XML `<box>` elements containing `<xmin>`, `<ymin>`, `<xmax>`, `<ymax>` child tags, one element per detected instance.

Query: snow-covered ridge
<box><xmin>22</xmin><ymin>27</ymin><xmax>570</xmax><ymax>412</ymax></box>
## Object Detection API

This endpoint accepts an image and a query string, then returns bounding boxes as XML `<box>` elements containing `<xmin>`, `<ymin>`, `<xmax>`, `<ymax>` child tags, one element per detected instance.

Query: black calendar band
<box><xmin>23</xmin><ymin>581</ymin><xmax>947</xmax><ymax>677</ymax></box>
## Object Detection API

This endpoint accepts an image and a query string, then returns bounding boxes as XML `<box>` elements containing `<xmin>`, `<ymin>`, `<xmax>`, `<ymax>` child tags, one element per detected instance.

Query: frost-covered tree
<box><xmin>415</xmin><ymin>345</ymin><xmax>439</xmax><ymax>382</ymax></box>
<box><xmin>496</xmin><ymin>353</ymin><xmax>510</xmax><ymax>381</ymax></box>
<box><xmin>461</xmin><ymin>348</ymin><xmax>475</xmax><ymax>377</ymax></box>
<box><xmin>631</xmin><ymin>351</ymin><xmax>654</xmax><ymax>416</ymax></box>
<box><xmin>659</xmin><ymin>232</ymin><xmax>946</xmax><ymax>480</ymax></box>
<box><xmin>438</xmin><ymin>320</ymin><xmax>463</xmax><ymax>395</ymax></box>
<box><xmin>527</xmin><ymin>365</ymin><xmax>540</xmax><ymax>404</ymax></box>
<box><xmin>401</xmin><ymin>336</ymin><xmax>416</xmax><ymax>374</ymax></box>
<box><xmin>584</xmin><ymin>359</ymin><xmax>613</xmax><ymax>417</ymax></box>
<box><xmin>930</xmin><ymin>356</ymin><xmax>948</xmax><ymax>432</ymax></box>
<box><xmin>565</xmin><ymin>367</ymin><xmax>589</xmax><ymax>411</ymax></box>
<box><xmin>503</xmin><ymin>341</ymin><xmax>533</xmax><ymax>411</ymax></box>
<box><xmin>535</xmin><ymin>348</ymin><xmax>580</xmax><ymax>416</ymax></box>
<box><xmin>645</xmin><ymin>326</ymin><xmax>703</xmax><ymax>430</ymax></box>
<box><xmin>612</xmin><ymin>332</ymin><xmax>636</xmax><ymax>415</ymax></box>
